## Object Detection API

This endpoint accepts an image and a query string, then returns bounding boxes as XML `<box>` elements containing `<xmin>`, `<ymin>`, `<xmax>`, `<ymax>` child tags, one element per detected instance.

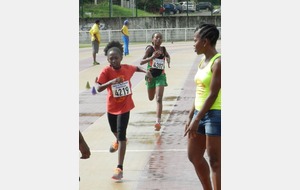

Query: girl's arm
<box><xmin>120</xmin><ymin>27</ymin><xmax>124</xmax><ymax>35</ymax></box>
<box><xmin>195</xmin><ymin>58</ymin><xmax>221</xmax><ymax>120</ymax></box>
<box><xmin>95</xmin><ymin>77</ymin><xmax>123</xmax><ymax>93</ymax></box>
<box><xmin>140</xmin><ymin>47</ymin><xmax>153</xmax><ymax>65</ymax></box>
<box><xmin>184</xmin><ymin>104</ymin><xmax>195</xmax><ymax>134</ymax></box>
<box><xmin>184</xmin><ymin>58</ymin><xmax>221</xmax><ymax>137</ymax></box>
<box><xmin>136</xmin><ymin>66</ymin><xmax>147</xmax><ymax>73</ymax></box>
<box><xmin>136</xmin><ymin>66</ymin><xmax>153</xmax><ymax>81</ymax></box>
<box><xmin>140</xmin><ymin>46</ymin><xmax>161</xmax><ymax>65</ymax></box>
<box><xmin>79</xmin><ymin>131</ymin><xmax>90</xmax><ymax>159</ymax></box>
<box><xmin>165</xmin><ymin>48</ymin><xmax>171</xmax><ymax>67</ymax></box>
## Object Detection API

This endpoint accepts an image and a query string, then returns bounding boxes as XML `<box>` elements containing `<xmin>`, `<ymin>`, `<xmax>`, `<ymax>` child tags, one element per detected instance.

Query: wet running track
<box><xmin>79</xmin><ymin>40</ymin><xmax>221</xmax><ymax>190</ymax></box>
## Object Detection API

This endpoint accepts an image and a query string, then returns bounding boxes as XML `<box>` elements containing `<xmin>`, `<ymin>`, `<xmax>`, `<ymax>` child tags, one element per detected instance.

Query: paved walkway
<box><xmin>79</xmin><ymin>40</ymin><xmax>221</xmax><ymax>190</ymax></box>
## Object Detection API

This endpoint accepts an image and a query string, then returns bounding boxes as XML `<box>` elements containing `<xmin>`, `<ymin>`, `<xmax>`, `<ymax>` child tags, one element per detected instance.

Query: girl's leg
<box><xmin>148</xmin><ymin>87</ymin><xmax>156</xmax><ymax>101</ymax></box>
<box><xmin>206</xmin><ymin>136</ymin><xmax>221</xmax><ymax>190</ymax></box>
<box><xmin>107</xmin><ymin>113</ymin><xmax>118</xmax><ymax>139</ymax></box>
<box><xmin>147</xmin><ymin>76</ymin><xmax>156</xmax><ymax>101</ymax></box>
<box><xmin>187</xmin><ymin>134</ymin><xmax>213</xmax><ymax>190</ymax></box>
<box><xmin>116</xmin><ymin>112</ymin><xmax>130</xmax><ymax>167</ymax></box>
<box><xmin>155</xmin><ymin>86</ymin><xmax>164</xmax><ymax>123</ymax></box>
<box><xmin>107</xmin><ymin>113</ymin><xmax>119</xmax><ymax>153</ymax></box>
<box><xmin>118</xmin><ymin>141</ymin><xmax>126</xmax><ymax>167</ymax></box>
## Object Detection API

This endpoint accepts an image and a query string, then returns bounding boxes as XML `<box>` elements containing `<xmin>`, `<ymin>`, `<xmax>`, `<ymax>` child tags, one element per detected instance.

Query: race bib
<box><xmin>111</xmin><ymin>81</ymin><xmax>132</xmax><ymax>98</ymax></box>
<box><xmin>152</xmin><ymin>58</ymin><xmax>165</xmax><ymax>70</ymax></box>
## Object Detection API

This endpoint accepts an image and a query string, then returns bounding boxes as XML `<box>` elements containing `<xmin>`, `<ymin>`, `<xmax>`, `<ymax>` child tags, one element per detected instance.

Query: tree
<box><xmin>137</xmin><ymin>0</ymin><xmax>162</xmax><ymax>13</ymax></box>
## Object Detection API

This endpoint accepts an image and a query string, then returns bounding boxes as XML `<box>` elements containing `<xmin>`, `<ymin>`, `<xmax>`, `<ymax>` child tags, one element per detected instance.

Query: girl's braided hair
<box><xmin>194</xmin><ymin>24</ymin><xmax>219</xmax><ymax>46</ymax></box>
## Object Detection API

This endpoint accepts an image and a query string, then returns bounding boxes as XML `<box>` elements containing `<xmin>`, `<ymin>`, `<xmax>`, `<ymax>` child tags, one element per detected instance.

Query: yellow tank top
<box><xmin>194</xmin><ymin>53</ymin><xmax>221</xmax><ymax>111</ymax></box>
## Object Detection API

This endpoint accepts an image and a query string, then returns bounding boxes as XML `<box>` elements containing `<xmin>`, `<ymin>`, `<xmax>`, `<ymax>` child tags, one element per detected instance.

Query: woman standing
<box><xmin>184</xmin><ymin>24</ymin><xmax>221</xmax><ymax>190</ymax></box>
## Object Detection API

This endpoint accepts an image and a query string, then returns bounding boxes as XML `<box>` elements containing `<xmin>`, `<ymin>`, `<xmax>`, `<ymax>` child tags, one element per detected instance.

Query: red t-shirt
<box><xmin>97</xmin><ymin>64</ymin><xmax>137</xmax><ymax>114</ymax></box>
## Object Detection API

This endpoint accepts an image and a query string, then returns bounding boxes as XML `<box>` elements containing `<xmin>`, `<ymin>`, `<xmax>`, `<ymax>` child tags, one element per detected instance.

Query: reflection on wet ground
<box><xmin>134</xmin><ymin>59</ymin><xmax>203</xmax><ymax>190</ymax></box>
<box><xmin>163</xmin><ymin>96</ymin><xmax>178</xmax><ymax>101</ymax></box>
<box><xmin>79</xmin><ymin>113</ymin><xmax>105</xmax><ymax>117</ymax></box>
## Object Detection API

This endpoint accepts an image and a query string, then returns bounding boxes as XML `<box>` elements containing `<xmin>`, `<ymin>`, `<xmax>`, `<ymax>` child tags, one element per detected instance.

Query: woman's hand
<box><xmin>184</xmin><ymin>119</ymin><xmax>199</xmax><ymax>138</ymax></box>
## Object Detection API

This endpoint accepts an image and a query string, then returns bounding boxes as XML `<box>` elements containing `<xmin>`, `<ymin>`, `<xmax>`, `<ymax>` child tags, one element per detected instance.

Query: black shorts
<box><xmin>107</xmin><ymin>112</ymin><xmax>130</xmax><ymax>141</ymax></box>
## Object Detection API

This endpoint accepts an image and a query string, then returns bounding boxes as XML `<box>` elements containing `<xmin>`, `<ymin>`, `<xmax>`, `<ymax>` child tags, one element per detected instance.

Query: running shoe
<box><xmin>93</xmin><ymin>61</ymin><xmax>100</xmax><ymax>65</ymax></box>
<box><xmin>111</xmin><ymin>168</ymin><xmax>123</xmax><ymax>180</ymax></box>
<box><xmin>154</xmin><ymin>123</ymin><xmax>161</xmax><ymax>131</ymax></box>
<box><xmin>109</xmin><ymin>141</ymin><xmax>118</xmax><ymax>153</ymax></box>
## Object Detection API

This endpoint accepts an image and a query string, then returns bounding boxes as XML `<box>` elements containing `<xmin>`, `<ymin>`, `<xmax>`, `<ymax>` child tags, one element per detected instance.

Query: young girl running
<box><xmin>140</xmin><ymin>32</ymin><xmax>171</xmax><ymax>131</ymax></box>
<box><xmin>95</xmin><ymin>40</ymin><xmax>147</xmax><ymax>180</ymax></box>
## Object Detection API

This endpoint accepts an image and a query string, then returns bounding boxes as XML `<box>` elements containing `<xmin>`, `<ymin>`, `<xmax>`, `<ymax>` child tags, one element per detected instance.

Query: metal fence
<box><xmin>79</xmin><ymin>27</ymin><xmax>221</xmax><ymax>44</ymax></box>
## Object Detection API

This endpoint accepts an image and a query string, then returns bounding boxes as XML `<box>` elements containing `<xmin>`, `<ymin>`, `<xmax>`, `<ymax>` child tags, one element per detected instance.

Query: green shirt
<box><xmin>194</xmin><ymin>53</ymin><xmax>221</xmax><ymax>111</ymax></box>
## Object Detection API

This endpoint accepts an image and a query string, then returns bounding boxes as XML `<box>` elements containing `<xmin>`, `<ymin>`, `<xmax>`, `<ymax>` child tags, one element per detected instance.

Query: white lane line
<box><xmin>90</xmin><ymin>149</ymin><xmax>187</xmax><ymax>153</ymax></box>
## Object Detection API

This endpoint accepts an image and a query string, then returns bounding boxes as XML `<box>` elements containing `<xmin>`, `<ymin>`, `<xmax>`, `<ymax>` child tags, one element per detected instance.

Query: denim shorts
<box><xmin>193</xmin><ymin>109</ymin><xmax>221</xmax><ymax>136</ymax></box>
